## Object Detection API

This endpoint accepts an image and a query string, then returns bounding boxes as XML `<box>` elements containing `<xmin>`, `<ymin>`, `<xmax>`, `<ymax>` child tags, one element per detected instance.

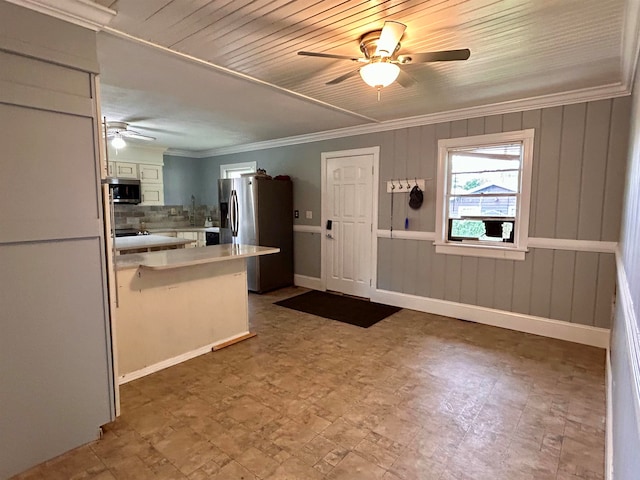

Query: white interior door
<box><xmin>324</xmin><ymin>152</ymin><xmax>375</xmax><ymax>298</ymax></box>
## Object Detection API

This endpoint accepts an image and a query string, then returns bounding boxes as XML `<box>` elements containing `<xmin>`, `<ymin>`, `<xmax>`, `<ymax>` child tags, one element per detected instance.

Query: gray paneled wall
<box><xmin>610</xmin><ymin>55</ymin><xmax>640</xmax><ymax>480</ymax></box>
<box><xmin>0</xmin><ymin>5</ymin><xmax>113</xmax><ymax>478</ymax></box>
<box><xmin>201</xmin><ymin>97</ymin><xmax>629</xmax><ymax>327</ymax></box>
<box><xmin>377</xmin><ymin>241</ymin><xmax>615</xmax><ymax>328</ymax></box>
<box><xmin>293</xmin><ymin>232</ymin><xmax>321</xmax><ymax>278</ymax></box>
<box><xmin>375</xmin><ymin>99</ymin><xmax>629</xmax><ymax>239</ymax></box>
<box><xmin>620</xmin><ymin>87</ymin><xmax>640</xmax><ymax>320</ymax></box>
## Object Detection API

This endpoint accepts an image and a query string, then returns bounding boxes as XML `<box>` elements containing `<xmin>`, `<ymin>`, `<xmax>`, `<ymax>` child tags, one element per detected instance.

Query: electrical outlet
<box><xmin>294</xmin><ymin>210</ymin><xmax>299</xmax><ymax>219</ymax></box>
<box><xmin>305</xmin><ymin>210</ymin><xmax>313</xmax><ymax>219</ymax></box>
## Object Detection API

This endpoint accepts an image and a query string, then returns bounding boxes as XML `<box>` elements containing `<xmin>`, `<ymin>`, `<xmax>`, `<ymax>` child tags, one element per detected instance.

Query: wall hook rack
<box><xmin>386</xmin><ymin>178</ymin><xmax>427</xmax><ymax>193</ymax></box>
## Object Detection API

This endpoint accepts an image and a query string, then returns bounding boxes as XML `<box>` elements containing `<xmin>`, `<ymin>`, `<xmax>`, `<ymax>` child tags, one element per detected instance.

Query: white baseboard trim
<box><xmin>118</xmin><ymin>331</ymin><xmax>251</xmax><ymax>385</ymax></box>
<box><xmin>606</xmin><ymin>348</ymin><xmax>613</xmax><ymax>480</ymax></box>
<box><xmin>371</xmin><ymin>288</ymin><xmax>610</xmax><ymax>348</ymax></box>
<box><xmin>294</xmin><ymin>274</ymin><xmax>324</xmax><ymax>291</ymax></box>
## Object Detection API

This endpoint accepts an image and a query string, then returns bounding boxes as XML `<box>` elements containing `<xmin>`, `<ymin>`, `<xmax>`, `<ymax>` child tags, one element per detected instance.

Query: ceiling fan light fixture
<box><xmin>359</xmin><ymin>61</ymin><xmax>400</xmax><ymax>88</ymax></box>
<box><xmin>111</xmin><ymin>134</ymin><xmax>126</xmax><ymax>149</ymax></box>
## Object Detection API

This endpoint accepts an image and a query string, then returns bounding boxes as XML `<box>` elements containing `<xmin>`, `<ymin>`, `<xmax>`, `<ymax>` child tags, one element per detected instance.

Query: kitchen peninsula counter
<box><xmin>114</xmin><ymin>244</ymin><xmax>279</xmax><ymax>383</ymax></box>
<box><xmin>148</xmin><ymin>227</ymin><xmax>220</xmax><ymax>233</ymax></box>
<box><xmin>116</xmin><ymin>244</ymin><xmax>277</xmax><ymax>270</ymax></box>
<box><xmin>114</xmin><ymin>234</ymin><xmax>194</xmax><ymax>253</ymax></box>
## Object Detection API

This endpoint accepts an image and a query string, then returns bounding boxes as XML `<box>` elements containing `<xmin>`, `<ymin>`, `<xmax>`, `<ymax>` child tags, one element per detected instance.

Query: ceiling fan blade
<box><xmin>298</xmin><ymin>51</ymin><xmax>363</xmax><ymax>62</ymax></box>
<box><xmin>397</xmin><ymin>49</ymin><xmax>471</xmax><ymax>64</ymax></box>
<box><xmin>396</xmin><ymin>69</ymin><xmax>417</xmax><ymax>88</ymax></box>
<box><xmin>326</xmin><ymin>68</ymin><xmax>361</xmax><ymax>85</ymax></box>
<box><xmin>122</xmin><ymin>130</ymin><xmax>156</xmax><ymax>141</ymax></box>
<box><xmin>375</xmin><ymin>21</ymin><xmax>406</xmax><ymax>57</ymax></box>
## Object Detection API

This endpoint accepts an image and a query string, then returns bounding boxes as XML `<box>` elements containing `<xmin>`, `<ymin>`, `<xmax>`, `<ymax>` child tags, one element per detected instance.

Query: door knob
<box><xmin>326</xmin><ymin>233</ymin><xmax>334</xmax><ymax>239</ymax></box>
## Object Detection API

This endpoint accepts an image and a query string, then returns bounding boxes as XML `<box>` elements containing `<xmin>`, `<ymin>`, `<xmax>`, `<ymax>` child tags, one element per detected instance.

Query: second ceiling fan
<box><xmin>298</xmin><ymin>21</ymin><xmax>470</xmax><ymax>97</ymax></box>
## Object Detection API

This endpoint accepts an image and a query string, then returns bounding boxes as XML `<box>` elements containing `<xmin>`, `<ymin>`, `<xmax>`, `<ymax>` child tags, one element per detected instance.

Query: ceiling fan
<box><xmin>298</xmin><ymin>21</ymin><xmax>470</xmax><ymax>98</ymax></box>
<box><xmin>104</xmin><ymin>121</ymin><xmax>155</xmax><ymax>149</ymax></box>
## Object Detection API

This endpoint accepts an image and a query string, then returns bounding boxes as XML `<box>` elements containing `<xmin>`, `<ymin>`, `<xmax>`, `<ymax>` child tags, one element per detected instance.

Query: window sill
<box><xmin>435</xmin><ymin>242</ymin><xmax>527</xmax><ymax>260</ymax></box>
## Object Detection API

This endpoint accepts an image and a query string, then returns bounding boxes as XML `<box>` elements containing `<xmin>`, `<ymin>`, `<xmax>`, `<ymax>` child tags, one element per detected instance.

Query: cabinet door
<box><xmin>139</xmin><ymin>164</ymin><xmax>163</xmax><ymax>184</ymax></box>
<box><xmin>140</xmin><ymin>184</ymin><xmax>164</xmax><ymax>205</ymax></box>
<box><xmin>197</xmin><ymin>232</ymin><xmax>206</xmax><ymax>248</ymax></box>
<box><xmin>177</xmin><ymin>231</ymin><xmax>197</xmax><ymax>248</ymax></box>
<box><xmin>115</xmin><ymin>162</ymin><xmax>138</xmax><ymax>179</ymax></box>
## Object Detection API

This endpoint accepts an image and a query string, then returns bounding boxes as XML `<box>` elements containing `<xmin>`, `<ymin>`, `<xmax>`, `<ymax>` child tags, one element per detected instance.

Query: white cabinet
<box><xmin>114</xmin><ymin>161</ymin><xmax>138</xmax><ymax>179</ymax></box>
<box><xmin>139</xmin><ymin>164</ymin><xmax>164</xmax><ymax>205</ymax></box>
<box><xmin>140</xmin><ymin>184</ymin><xmax>164</xmax><ymax>205</ymax></box>
<box><xmin>176</xmin><ymin>231</ymin><xmax>206</xmax><ymax>248</ymax></box>
<box><xmin>139</xmin><ymin>164</ymin><xmax>163</xmax><ymax>184</ymax></box>
<box><xmin>107</xmin><ymin>159</ymin><xmax>164</xmax><ymax>205</ymax></box>
<box><xmin>177</xmin><ymin>231</ymin><xmax>197</xmax><ymax>248</ymax></box>
<box><xmin>108</xmin><ymin>161</ymin><xmax>138</xmax><ymax>179</ymax></box>
<box><xmin>196</xmin><ymin>232</ymin><xmax>206</xmax><ymax>248</ymax></box>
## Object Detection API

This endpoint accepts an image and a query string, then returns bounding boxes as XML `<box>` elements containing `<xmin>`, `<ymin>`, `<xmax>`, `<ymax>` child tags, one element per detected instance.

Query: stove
<box><xmin>115</xmin><ymin>228</ymin><xmax>148</xmax><ymax>237</ymax></box>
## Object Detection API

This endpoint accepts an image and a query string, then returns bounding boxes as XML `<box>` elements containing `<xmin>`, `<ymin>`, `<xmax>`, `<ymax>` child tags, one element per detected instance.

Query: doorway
<box><xmin>321</xmin><ymin>147</ymin><xmax>379</xmax><ymax>298</ymax></box>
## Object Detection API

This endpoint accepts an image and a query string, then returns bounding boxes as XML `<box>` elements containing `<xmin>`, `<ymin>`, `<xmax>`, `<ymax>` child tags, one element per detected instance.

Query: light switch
<box><xmin>305</xmin><ymin>211</ymin><xmax>313</xmax><ymax>219</ymax></box>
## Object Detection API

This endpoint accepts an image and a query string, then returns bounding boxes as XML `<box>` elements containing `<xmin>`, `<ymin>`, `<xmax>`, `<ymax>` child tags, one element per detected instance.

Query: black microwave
<box><xmin>105</xmin><ymin>178</ymin><xmax>141</xmax><ymax>204</ymax></box>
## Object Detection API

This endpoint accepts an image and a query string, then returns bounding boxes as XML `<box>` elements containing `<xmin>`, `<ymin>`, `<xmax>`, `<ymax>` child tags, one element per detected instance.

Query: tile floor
<box><xmin>14</xmin><ymin>287</ymin><xmax>606</xmax><ymax>480</ymax></box>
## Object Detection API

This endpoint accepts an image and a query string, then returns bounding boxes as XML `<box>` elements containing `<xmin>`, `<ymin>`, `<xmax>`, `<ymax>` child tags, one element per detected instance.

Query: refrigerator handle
<box><xmin>230</xmin><ymin>189</ymin><xmax>239</xmax><ymax>239</ymax></box>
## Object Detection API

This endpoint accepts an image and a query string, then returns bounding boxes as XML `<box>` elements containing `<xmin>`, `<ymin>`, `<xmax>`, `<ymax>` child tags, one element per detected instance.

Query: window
<box><xmin>435</xmin><ymin>129</ymin><xmax>534</xmax><ymax>260</ymax></box>
<box><xmin>220</xmin><ymin>161</ymin><xmax>256</xmax><ymax>179</ymax></box>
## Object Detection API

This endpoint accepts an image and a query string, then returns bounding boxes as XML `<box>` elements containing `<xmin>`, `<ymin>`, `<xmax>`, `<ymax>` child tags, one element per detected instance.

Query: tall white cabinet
<box><xmin>107</xmin><ymin>145</ymin><xmax>166</xmax><ymax>205</ymax></box>
<box><xmin>0</xmin><ymin>4</ymin><xmax>115</xmax><ymax>478</ymax></box>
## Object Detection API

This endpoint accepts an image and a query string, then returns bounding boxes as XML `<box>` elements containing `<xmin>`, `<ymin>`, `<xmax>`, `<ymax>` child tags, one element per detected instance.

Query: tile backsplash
<box><xmin>114</xmin><ymin>204</ymin><xmax>219</xmax><ymax>230</ymax></box>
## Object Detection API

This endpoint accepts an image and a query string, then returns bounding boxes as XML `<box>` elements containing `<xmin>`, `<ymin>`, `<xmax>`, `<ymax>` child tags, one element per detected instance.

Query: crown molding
<box><xmin>190</xmin><ymin>82</ymin><xmax>630</xmax><ymax>158</ymax></box>
<box><xmin>164</xmin><ymin>149</ymin><xmax>203</xmax><ymax>159</ymax></box>
<box><xmin>5</xmin><ymin>0</ymin><xmax>116</xmax><ymax>31</ymax></box>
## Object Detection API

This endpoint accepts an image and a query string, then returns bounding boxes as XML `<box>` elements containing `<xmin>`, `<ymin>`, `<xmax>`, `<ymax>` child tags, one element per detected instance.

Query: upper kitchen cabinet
<box><xmin>110</xmin><ymin>161</ymin><xmax>138</xmax><ymax>179</ymax></box>
<box><xmin>139</xmin><ymin>164</ymin><xmax>163</xmax><ymax>184</ymax></box>
<box><xmin>106</xmin><ymin>144</ymin><xmax>166</xmax><ymax>205</ymax></box>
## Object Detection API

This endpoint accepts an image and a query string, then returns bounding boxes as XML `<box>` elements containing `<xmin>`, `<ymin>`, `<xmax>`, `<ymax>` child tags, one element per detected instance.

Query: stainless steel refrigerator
<box><xmin>219</xmin><ymin>176</ymin><xmax>293</xmax><ymax>293</ymax></box>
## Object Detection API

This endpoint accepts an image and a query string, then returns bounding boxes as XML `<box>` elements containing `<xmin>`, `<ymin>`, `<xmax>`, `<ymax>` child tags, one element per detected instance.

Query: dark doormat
<box><xmin>274</xmin><ymin>290</ymin><xmax>401</xmax><ymax>328</ymax></box>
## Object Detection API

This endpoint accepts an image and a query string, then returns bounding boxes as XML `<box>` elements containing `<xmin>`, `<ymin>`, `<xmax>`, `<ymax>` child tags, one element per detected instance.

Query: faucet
<box><xmin>189</xmin><ymin>194</ymin><xmax>196</xmax><ymax>226</ymax></box>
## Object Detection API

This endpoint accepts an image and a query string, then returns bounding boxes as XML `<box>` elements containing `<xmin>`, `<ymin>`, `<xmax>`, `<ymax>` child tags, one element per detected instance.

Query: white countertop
<box><xmin>116</xmin><ymin>244</ymin><xmax>279</xmax><ymax>270</ymax></box>
<box><xmin>148</xmin><ymin>227</ymin><xmax>220</xmax><ymax>233</ymax></box>
<box><xmin>115</xmin><ymin>234</ymin><xmax>194</xmax><ymax>251</ymax></box>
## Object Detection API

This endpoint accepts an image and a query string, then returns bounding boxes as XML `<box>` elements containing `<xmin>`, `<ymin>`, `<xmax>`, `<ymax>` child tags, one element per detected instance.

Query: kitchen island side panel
<box><xmin>116</xmin><ymin>259</ymin><xmax>250</xmax><ymax>379</ymax></box>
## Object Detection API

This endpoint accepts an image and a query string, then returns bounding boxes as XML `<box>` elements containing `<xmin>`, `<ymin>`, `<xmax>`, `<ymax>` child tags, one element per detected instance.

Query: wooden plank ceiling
<box><xmin>94</xmin><ymin>0</ymin><xmax>627</xmax><ymax>149</ymax></box>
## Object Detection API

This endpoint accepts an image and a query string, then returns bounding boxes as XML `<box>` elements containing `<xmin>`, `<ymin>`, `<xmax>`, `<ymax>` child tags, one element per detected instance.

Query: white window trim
<box><xmin>220</xmin><ymin>161</ymin><xmax>257</xmax><ymax>179</ymax></box>
<box><xmin>434</xmin><ymin>129</ymin><xmax>535</xmax><ymax>261</ymax></box>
